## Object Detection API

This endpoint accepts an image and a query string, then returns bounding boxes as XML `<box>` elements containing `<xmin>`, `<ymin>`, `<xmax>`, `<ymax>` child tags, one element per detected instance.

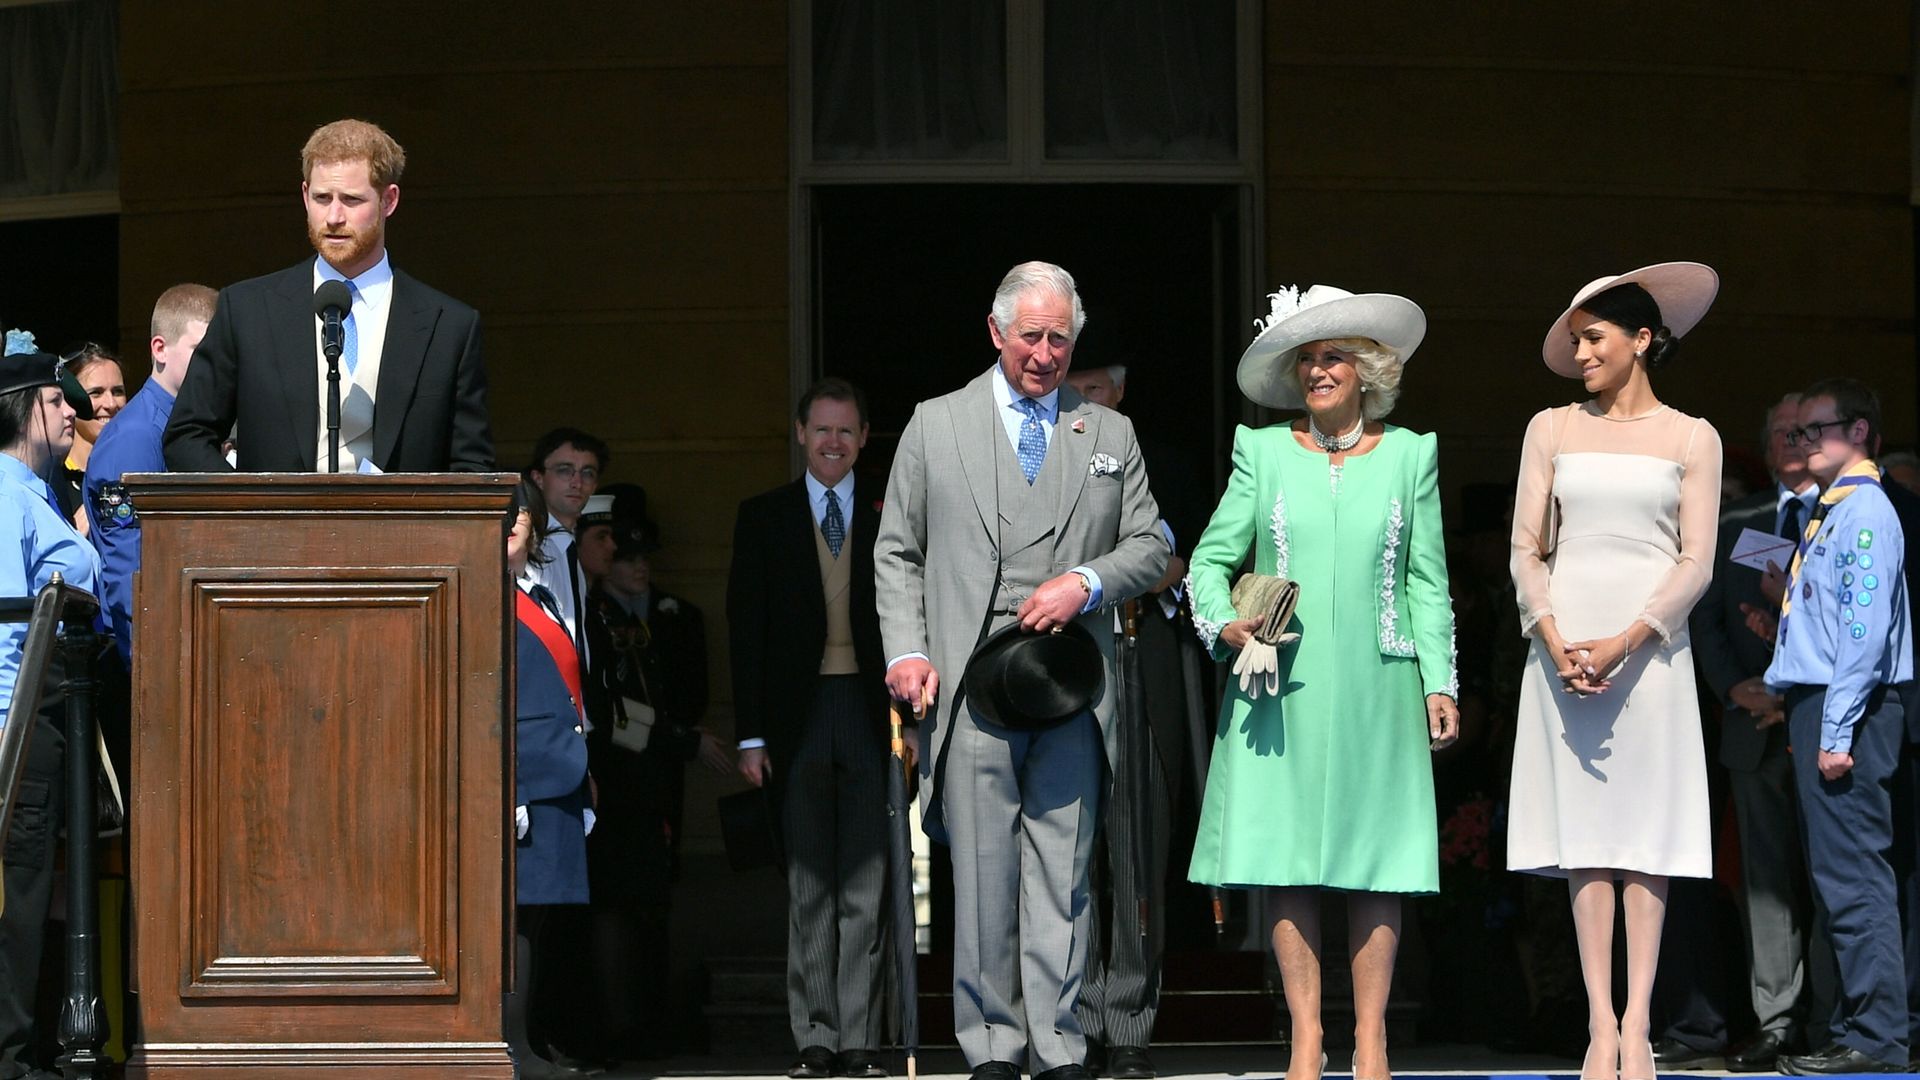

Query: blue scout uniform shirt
<box><xmin>1764</xmin><ymin>477</ymin><xmax>1914</xmax><ymax>753</ymax></box>
<box><xmin>0</xmin><ymin>451</ymin><xmax>102</xmax><ymax>719</ymax></box>
<box><xmin>82</xmin><ymin>379</ymin><xmax>174</xmax><ymax>663</ymax></box>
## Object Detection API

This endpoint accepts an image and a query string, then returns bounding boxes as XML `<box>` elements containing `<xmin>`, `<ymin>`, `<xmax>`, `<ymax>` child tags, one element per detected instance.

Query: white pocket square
<box><xmin>1089</xmin><ymin>453</ymin><xmax>1121</xmax><ymax>477</ymax></box>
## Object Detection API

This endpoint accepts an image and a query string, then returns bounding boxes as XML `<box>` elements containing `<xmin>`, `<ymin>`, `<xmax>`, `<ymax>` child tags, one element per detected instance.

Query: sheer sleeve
<box><xmin>1638</xmin><ymin>417</ymin><xmax>1722</xmax><ymax>643</ymax></box>
<box><xmin>1509</xmin><ymin>406</ymin><xmax>1561</xmax><ymax>637</ymax></box>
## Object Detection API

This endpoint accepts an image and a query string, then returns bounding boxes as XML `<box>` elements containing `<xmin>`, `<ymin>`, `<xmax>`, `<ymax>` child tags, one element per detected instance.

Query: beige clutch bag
<box><xmin>1230</xmin><ymin>574</ymin><xmax>1301</xmax><ymax>646</ymax></box>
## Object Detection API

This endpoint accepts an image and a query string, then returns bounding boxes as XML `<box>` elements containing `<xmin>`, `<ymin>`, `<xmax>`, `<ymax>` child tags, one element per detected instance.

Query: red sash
<box><xmin>516</xmin><ymin>589</ymin><xmax>584</xmax><ymax>721</ymax></box>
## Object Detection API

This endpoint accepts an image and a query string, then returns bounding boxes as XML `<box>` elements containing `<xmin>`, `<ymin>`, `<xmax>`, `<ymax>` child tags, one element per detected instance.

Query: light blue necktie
<box><xmin>341</xmin><ymin>281</ymin><xmax>360</xmax><ymax>378</ymax></box>
<box><xmin>822</xmin><ymin>488</ymin><xmax>845</xmax><ymax>558</ymax></box>
<box><xmin>1015</xmin><ymin>397</ymin><xmax>1047</xmax><ymax>484</ymax></box>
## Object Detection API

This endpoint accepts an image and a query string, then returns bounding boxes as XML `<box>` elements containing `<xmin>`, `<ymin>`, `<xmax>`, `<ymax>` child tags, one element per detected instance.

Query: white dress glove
<box><xmin>1232</xmin><ymin>639</ymin><xmax>1282</xmax><ymax>698</ymax></box>
<box><xmin>515</xmin><ymin>804</ymin><xmax>529</xmax><ymax>840</ymax></box>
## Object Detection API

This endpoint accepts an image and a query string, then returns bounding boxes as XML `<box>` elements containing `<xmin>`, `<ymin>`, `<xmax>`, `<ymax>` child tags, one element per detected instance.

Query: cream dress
<box><xmin>1507</xmin><ymin>402</ymin><xmax>1721</xmax><ymax>878</ymax></box>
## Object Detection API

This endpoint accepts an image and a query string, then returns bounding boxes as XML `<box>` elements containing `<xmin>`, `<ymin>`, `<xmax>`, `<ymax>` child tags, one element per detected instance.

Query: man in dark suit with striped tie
<box><xmin>728</xmin><ymin>378</ymin><xmax>909</xmax><ymax>1079</ymax></box>
<box><xmin>1682</xmin><ymin>394</ymin><xmax>1821</xmax><ymax>1070</ymax></box>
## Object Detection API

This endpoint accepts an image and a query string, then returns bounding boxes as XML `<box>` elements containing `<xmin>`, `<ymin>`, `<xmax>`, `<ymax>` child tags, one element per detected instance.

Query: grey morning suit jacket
<box><xmin>874</xmin><ymin>370</ymin><xmax>1170</xmax><ymax>840</ymax></box>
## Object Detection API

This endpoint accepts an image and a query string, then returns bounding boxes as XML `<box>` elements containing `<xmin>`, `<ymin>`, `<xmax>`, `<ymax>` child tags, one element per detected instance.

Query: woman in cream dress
<box><xmin>1508</xmin><ymin>263</ymin><xmax>1722</xmax><ymax>1080</ymax></box>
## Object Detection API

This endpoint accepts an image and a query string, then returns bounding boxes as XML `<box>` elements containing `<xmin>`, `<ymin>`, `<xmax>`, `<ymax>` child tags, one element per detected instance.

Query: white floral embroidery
<box><xmin>1184</xmin><ymin>572</ymin><xmax>1222</xmax><ymax>652</ymax></box>
<box><xmin>1438</xmin><ymin>611</ymin><xmax>1460</xmax><ymax>700</ymax></box>
<box><xmin>1378</xmin><ymin>497</ymin><xmax>1416</xmax><ymax>657</ymax></box>
<box><xmin>1269</xmin><ymin>489</ymin><xmax>1289</xmax><ymax>579</ymax></box>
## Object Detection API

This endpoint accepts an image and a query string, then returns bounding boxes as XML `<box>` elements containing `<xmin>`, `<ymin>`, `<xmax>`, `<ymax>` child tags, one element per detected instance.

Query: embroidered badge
<box><xmin>1802</xmin><ymin>583</ymin><xmax>1813</xmax><ymax>600</ymax></box>
<box><xmin>1851</xmin><ymin>623</ymin><xmax>1868</xmax><ymax>639</ymax></box>
<box><xmin>90</xmin><ymin>482</ymin><xmax>136</xmax><ymax>528</ymax></box>
<box><xmin>1843</xmin><ymin>552</ymin><xmax>1855</xmax><ymax>565</ymax></box>
<box><xmin>1816</xmin><ymin>546</ymin><xmax>1827</xmax><ymax>557</ymax></box>
<box><xmin>1864</xmin><ymin>574</ymin><xmax>1878</xmax><ymax>590</ymax></box>
<box><xmin>1857</xmin><ymin>591</ymin><xmax>1873</xmax><ymax>608</ymax></box>
<box><xmin>1843</xmin><ymin>608</ymin><xmax>1854</xmax><ymax>622</ymax></box>
<box><xmin>1840</xmin><ymin>591</ymin><xmax>1853</xmax><ymax>605</ymax></box>
<box><xmin>1859</xmin><ymin>553</ymin><xmax>1875</xmax><ymax>570</ymax></box>
<box><xmin>1858</xmin><ymin>529</ymin><xmax>1873</xmax><ymax>549</ymax></box>
<box><xmin>1842</xmin><ymin>571</ymin><xmax>1855</xmax><ymax>586</ymax></box>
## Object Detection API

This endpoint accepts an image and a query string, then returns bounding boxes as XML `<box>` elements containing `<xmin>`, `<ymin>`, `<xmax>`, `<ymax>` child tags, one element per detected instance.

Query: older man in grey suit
<box><xmin>876</xmin><ymin>262</ymin><xmax>1169</xmax><ymax>1080</ymax></box>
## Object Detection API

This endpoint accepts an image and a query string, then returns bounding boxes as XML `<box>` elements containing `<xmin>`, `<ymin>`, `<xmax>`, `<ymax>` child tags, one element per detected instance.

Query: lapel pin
<box><xmin>1071</xmin><ymin>418</ymin><xmax>1087</xmax><ymax>434</ymax></box>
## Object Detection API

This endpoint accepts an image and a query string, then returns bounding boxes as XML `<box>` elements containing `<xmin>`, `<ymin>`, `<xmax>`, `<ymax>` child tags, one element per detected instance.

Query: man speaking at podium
<box><xmin>163</xmin><ymin>118</ymin><xmax>493</xmax><ymax>473</ymax></box>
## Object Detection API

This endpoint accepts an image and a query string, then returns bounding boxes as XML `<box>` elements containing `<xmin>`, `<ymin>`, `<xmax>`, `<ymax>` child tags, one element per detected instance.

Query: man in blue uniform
<box><xmin>1766</xmin><ymin>377</ymin><xmax>1914</xmax><ymax>1075</ymax></box>
<box><xmin>0</xmin><ymin>336</ymin><xmax>104</xmax><ymax>1080</ymax></box>
<box><xmin>83</xmin><ymin>284</ymin><xmax>217</xmax><ymax>662</ymax></box>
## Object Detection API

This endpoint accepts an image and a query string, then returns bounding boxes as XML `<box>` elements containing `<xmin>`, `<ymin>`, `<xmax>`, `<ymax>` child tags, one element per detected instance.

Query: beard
<box><xmin>308</xmin><ymin>217</ymin><xmax>382</xmax><ymax>273</ymax></box>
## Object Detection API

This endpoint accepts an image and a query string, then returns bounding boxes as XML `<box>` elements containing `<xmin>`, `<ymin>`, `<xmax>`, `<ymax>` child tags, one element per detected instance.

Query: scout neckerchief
<box><xmin>1779</xmin><ymin>459</ymin><xmax>1881</xmax><ymax>633</ymax></box>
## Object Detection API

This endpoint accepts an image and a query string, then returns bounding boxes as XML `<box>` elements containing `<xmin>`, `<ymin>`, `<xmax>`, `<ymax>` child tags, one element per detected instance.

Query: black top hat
<box><xmin>716</xmin><ymin>787</ymin><xmax>783</xmax><ymax>872</ymax></box>
<box><xmin>0</xmin><ymin>351</ymin><xmax>93</xmax><ymax>421</ymax></box>
<box><xmin>963</xmin><ymin>621</ymin><xmax>1105</xmax><ymax>730</ymax></box>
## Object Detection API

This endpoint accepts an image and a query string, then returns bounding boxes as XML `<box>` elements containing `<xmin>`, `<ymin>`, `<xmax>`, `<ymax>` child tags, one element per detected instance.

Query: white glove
<box><xmin>1233</xmin><ymin>639</ymin><xmax>1281</xmax><ymax>698</ymax></box>
<box><xmin>515</xmin><ymin>804</ymin><xmax>529</xmax><ymax>840</ymax></box>
<box><xmin>582</xmin><ymin>807</ymin><xmax>596</xmax><ymax>836</ymax></box>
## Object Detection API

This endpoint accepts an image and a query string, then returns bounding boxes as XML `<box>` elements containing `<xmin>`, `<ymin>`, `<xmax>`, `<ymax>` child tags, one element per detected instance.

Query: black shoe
<box><xmin>513</xmin><ymin>1054</ymin><xmax>587</xmax><ymax>1080</ymax></box>
<box><xmin>791</xmin><ymin>1046</ymin><xmax>837</xmax><ymax>1079</ymax></box>
<box><xmin>1778</xmin><ymin>1043</ymin><xmax>1906</xmax><ymax>1074</ymax></box>
<box><xmin>969</xmin><ymin>1063</ymin><xmax>1020</xmax><ymax>1080</ymax></box>
<box><xmin>1034</xmin><ymin>1066</ymin><xmax>1090</xmax><ymax>1080</ymax></box>
<box><xmin>1727</xmin><ymin>1029</ymin><xmax>1792</xmax><ymax>1072</ymax></box>
<box><xmin>1107</xmin><ymin>1046</ymin><xmax>1156</xmax><ymax>1080</ymax></box>
<box><xmin>840</xmin><ymin>1049</ymin><xmax>890</xmax><ymax>1078</ymax></box>
<box><xmin>1084</xmin><ymin>1043</ymin><xmax>1109</xmax><ymax>1076</ymax></box>
<box><xmin>1651</xmin><ymin>1037</ymin><xmax>1726</xmax><ymax>1070</ymax></box>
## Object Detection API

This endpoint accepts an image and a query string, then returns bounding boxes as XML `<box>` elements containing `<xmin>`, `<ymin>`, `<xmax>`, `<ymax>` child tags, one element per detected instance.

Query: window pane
<box><xmin>812</xmin><ymin>0</ymin><xmax>1008</xmax><ymax>162</ymax></box>
<box><xmin>1044</xmin><ymin>0</ymin><xmax>1237</xmax><ymax>161</ymax></box>
<box><xmin>0</xmin><ymin>0</ymin><xmax>119</xmax><ymax>197</ymax></box>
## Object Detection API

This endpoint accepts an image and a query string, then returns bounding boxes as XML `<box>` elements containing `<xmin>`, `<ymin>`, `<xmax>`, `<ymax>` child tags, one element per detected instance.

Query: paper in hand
<box><xmin>1729</xmin><ymin>527</ymin><xmax>1794</xmax><ymax>573</ymax></box>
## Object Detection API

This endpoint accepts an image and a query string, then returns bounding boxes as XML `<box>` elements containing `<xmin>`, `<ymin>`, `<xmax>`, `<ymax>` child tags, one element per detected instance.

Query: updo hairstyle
<box><xmin>1580</xmin><ymin>282</ymin><xmax>1681</xmax><ymax>369</ymax></box>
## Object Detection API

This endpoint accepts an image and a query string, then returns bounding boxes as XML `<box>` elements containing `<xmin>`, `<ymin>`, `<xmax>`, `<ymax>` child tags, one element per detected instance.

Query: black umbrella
<box><xmin>1177</xmin><ymin>607</ymin><xmax>1228</xmax><ymax>936</ymax></box>
<box><xmin>1115</xmin><ymin>602</ymin><xmax>1154</xmax><ymax>938</ymax></box>
<box><xmin>887</xmin><ymin>700</ymin><xmax>920</xmax><ymax>1080</ymax></box>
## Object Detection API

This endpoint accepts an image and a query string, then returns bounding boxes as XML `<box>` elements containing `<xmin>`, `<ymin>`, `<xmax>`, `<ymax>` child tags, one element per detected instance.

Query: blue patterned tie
<box><xmin>341</xmin><ymin>281</ymin><xmax>361</xmax><ymax>378</ymax></box>
<box><xmin>822</xmin><ymin>488</ymin><xmax>845</xmax><ymax>558</ymax></box>
<box><xmin>1015</xmin><ymin>397</ymin><xmax>1047</xmax><ymax>484</ymax></box>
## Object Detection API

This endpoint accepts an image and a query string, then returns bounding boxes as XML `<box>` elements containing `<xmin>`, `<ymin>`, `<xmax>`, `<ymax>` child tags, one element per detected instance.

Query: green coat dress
<box><xmin>1186</xmin><ymin>424</ymin><xmax>1456</xmax><ymax>893</ymax></box>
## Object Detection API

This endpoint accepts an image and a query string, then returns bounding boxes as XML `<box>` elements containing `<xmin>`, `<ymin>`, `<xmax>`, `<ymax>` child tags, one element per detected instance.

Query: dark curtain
<box><xmin>0</xmin><ymin>0</ymin><xmax>119</xmax><ymax>198</ymax></box>
<box><xmin>1044</xmin><ymin>0</ymin><xmax>1236</xmax><ymax>161</ymax></box>
<box><xmin>812</xmin><ymin>0</ymin><xmax>1008</xmax><ymax>161</ymax></box>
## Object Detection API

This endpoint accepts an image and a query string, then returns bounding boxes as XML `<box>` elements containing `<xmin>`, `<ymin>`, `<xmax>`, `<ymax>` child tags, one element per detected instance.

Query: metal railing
<box><xmin>0</xmin><ymin>574</ymin><xmax>109</xmax><ymax>1077</ymax></box>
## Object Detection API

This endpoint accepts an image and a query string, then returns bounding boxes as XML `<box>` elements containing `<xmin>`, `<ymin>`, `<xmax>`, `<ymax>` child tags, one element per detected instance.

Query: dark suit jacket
<box><xmin>162</xmin><ymin>258</ymin><xmax>494</xmax><ymax>472</ymax></box>
<box><xmin>584</xmin><ymin>586</ymin><xmax>707</xmax><ymax>896</ymax></box>
<box><xmin>1692</xmin><ymin>490</ymin><xmax>1789</xmax><ymax>772</ymax></box>
<box><xmin>1883</xmin><ymin>478</ymin><xmax>1920</xmax><ymax>743</ymax></box>
<box><xmin>726</xmin><ymin>477</ymin><xmax>889</xmax><ymax>785</ymax></box>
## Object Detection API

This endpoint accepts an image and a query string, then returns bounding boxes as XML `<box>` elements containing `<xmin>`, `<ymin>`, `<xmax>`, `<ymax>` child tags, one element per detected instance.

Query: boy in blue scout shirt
<box><xmin>1765</xmin><ymin>377</ymin><xmax>1914</xmax><ymax>1075</ymax></box>
<box><xmin>82</xmin><ymin>284</ymin><xmax>216</xmax><ymax>663</ymax></box>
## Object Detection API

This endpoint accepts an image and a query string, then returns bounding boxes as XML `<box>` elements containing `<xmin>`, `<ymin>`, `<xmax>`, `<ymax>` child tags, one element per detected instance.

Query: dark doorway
<box><xmin>810</xmin><ymin>183</ymin><xmax>1246</xmax><ymax>548</ymax></box>
<box><xmin>0</xmin><ymin>214</ymin><xmax>120</xmax><ymax>357</ymax></box>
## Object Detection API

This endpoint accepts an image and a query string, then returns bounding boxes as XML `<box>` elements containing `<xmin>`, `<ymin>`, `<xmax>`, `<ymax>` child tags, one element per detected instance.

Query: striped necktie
<box><xmin>822</xmin><ymin>488</ymin><xmax>845</xmax><ymax>558</ymax></box>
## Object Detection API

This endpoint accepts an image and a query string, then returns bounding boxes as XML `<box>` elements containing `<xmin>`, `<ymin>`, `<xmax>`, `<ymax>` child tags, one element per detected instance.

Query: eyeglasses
<box><xmin>1784</xmin><ymin>418</ymin><xmax>1852</xmax><ymax>447</ymax></box>
<box><xmin>542</xmin><ymin>463</ymin><xmax>599</xmax><ymax>483</ymax></box>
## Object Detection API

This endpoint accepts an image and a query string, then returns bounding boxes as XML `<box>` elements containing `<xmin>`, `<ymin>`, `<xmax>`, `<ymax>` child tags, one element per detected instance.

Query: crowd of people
<box><xmin>0</xmin><ymin>112</ymin><xmax>1916</xmax><ymax>1080</ymax></box>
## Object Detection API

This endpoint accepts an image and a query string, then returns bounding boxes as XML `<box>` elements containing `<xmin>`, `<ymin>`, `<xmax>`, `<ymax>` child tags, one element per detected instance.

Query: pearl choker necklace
<box><xmin>1309</xmin><ymin>415</ymin><xmax>1363</xmax><ymax>453</ymax></box>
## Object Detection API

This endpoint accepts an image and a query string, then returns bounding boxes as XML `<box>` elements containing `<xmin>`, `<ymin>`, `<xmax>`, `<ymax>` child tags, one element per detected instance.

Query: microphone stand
<box><xmin>322</xmin><ymin>335</ymin><xmax>342</xmax><ymax>474</ymax></box>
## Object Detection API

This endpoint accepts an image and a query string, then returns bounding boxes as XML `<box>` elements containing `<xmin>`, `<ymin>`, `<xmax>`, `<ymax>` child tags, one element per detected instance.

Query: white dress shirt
<box><xmin>311</xmin><ymin>252</ymin><xmax>394</xmax><ymax>472</ymax></box>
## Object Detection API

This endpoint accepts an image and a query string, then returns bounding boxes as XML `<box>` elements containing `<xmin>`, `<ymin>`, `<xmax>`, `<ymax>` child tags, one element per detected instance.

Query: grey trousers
<box><xmin>1729</xmin><ymin>738</ymin><xmax>1811</xmax><ymax>1036</ymax></box>
<box><xmin>1075</xmin><ymin>727</ymin><xmax>1169</xmax><ymax>1050</ymax></box>
<box><xmin>944</xmin><ymin>708</ymin><xmax>1103</xmax><ymax>1072</ymax></box>
<box><xmin>783</xmin><ymin>676</ymin><xmax>889</xmax><ymax>1051</ymax></box>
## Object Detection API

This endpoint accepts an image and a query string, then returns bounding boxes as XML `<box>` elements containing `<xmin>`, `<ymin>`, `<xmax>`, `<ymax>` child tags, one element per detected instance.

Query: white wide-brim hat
<box><xmin>1541</xmin><ymin>261</ymin><xmax>1719</xmax><ymax>378</ymax></box>
<box><xmin>1236</xmin><ymin>284</ymin><xmax>1427</xmax><ymax>411</ymax></box>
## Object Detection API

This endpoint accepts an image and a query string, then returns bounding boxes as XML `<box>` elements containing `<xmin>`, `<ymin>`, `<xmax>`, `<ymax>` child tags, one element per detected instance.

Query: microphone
<box><xmin>313</xmin><ymin>280</ymin><xmax>352</xmax><ymax>473</ymax></box>
<box><xmin>313</xmin><ymin>279</ymin><xmax>351</xmax><ymax>359</ymax></box>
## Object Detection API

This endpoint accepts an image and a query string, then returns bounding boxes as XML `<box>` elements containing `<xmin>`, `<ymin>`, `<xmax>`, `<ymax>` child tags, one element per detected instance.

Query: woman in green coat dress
<box><xmin>1186</xmin><ymin>285</ymin><xmax>1461</xmax><ymax>1080</ymax></box>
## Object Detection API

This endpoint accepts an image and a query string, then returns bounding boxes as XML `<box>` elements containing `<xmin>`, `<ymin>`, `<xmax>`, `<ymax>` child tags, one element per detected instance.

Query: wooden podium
<box><xmin>123</xmin><ymin>474</ymin><xmax>518</xmax><ymax>1079</ymax></box>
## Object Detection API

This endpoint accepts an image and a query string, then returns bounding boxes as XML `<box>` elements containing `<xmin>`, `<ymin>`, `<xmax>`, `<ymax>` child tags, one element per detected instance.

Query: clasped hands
<box><xmin>1543</xmin><ymin>618</ymin><xmax>1642</xmax><ymax>697</ymax></box>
